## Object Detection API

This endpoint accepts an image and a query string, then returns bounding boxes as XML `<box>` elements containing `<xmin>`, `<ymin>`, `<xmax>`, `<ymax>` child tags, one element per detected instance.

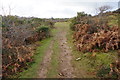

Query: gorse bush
<box><xmin>36</xmin><ymin>25</ymin><xmax>50</xmax><ymax>33</ymax></box>
<box><xmin>70</xmin><ymin>17</ymin><xmax>79</xmax><ymax>31</ymax></box>
<box><xmin>70</xmin><ymin>12</ymin><xmax>91</xmax><ymax>31</ymax></box>
<box><xmin>77</xmin><ymin>12</ymin><xmax>88</xmax><ymax>18</ymax></box>
<box><xmin>36</xmin><ymin>25</ymin><xmax>51</xmax><ymax>37</ymax></box>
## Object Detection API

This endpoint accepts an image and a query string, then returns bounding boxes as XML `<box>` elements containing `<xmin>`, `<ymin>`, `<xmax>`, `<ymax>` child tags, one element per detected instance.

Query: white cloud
<box><xmin>0</xmin><ymin>0</ymin><xmax>119</xmax><ymax>18</ymax></box>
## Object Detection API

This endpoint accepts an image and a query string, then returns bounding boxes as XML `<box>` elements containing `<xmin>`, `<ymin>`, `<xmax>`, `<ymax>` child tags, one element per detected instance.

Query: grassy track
<box><xmin>47</xmin><ymin>22</ymin><xmax>70</xmax><ymax>78</ymax></box>
<box><xmin>46</xmin><ymin>22</ymin><xmax>71</xmax><ymax>78</ymax></box>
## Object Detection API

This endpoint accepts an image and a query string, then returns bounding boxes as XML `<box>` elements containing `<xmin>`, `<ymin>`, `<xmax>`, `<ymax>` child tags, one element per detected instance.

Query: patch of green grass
<box><xmin>108</xmin><ymin>20</ymin><xmax>118</xmax><ymax>27</ymax></box>
<box><xmin>19</xmin><ymin>38</ymin><xmax>52</xmax><ymax>78</ymax></box>
<box><xmin>108</xmin><ymin>15</ymin><xmax>118</xmax><ymax>27</ymax></box>
<box><xmin>54</xmin><ymin>22</ymin><xmax>70</xmax><ymax>28</ymax></box>
<box><xmin>47</xmin><ymin>41</ymin><xmax>60</xmax><ymax>78</ymax></box>
<box><xmin>51</xmin><ymin>27</ymin><xmax>58</xmax><ymax>35</ymax></box>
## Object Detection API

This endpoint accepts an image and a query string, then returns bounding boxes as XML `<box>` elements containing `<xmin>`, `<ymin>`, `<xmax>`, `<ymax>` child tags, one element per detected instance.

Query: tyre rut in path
<box><xmin>57</xmin><ymin>25</ymin><xmax>74</xmax><ymax>78</ymax></box>
<box><xmin>38</xmin><ymin>41</ymin><xmax>53</xmax><ymax>78</ymax></box>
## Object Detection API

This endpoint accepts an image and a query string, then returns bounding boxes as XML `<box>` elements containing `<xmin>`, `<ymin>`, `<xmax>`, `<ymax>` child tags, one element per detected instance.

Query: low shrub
<box><xmin>36</xmin><ymin>25</ymin><xmax>51</xmax><ymax>37</ymax></box>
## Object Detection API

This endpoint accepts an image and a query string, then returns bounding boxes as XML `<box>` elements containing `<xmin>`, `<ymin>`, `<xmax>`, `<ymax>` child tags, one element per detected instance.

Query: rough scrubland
<box><xmin>1</xmin><ymin>8</ymin><xmax>120</xmax><ymax>79</ymax></box>
<box><xmin>2</xmin><ymin>15</ymin><xmax>54</xmax><ymax>78</ymax></box>
<box><xmin>70</xmin><ymin>9</ymin><xmax>120</xmax><ymax>78</ymax></box>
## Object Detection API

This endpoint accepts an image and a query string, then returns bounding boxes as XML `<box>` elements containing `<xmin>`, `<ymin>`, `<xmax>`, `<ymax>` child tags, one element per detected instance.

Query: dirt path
<box><xmin>38</xmin><ymin>22</ymin><xmax>74</xmax><ymax>78</ymax></box>
<box><xmin>57</xmin><ymin>25</ymin><xmax>74</xmax><ymax>78</ymax></box>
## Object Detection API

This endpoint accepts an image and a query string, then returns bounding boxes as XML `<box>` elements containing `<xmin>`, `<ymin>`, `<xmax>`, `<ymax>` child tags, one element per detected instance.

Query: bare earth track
<box><xmin>57</xmin><ymin>26</ymin><xmax>74</xmax><ymax>78</ymax></box>
<box><xmin>38</xmin><ymin>22</ymin><xmax>74</xmax><ymax>78</ymax></box>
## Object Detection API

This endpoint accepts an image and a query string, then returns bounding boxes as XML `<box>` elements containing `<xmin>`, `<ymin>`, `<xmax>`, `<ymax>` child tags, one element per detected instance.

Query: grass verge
<box><xmin>19</xmin><ymin>38</ymin><xmax>52</xmax><ymax>78</ymax></box>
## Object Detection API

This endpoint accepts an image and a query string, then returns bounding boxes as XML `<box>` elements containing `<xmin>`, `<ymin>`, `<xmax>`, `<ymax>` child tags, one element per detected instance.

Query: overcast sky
<box><xmin>0</xmin><ymin>0</ymin><xmax>119</xmax><ymax>18</ymax></box>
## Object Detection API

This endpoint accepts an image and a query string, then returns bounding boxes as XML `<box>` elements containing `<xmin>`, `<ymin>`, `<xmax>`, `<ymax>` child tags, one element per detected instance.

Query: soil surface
<box><xmin>57</xmin><ymin>26</ymin><xmax>74</xmax><ymax>78</ymax></box>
